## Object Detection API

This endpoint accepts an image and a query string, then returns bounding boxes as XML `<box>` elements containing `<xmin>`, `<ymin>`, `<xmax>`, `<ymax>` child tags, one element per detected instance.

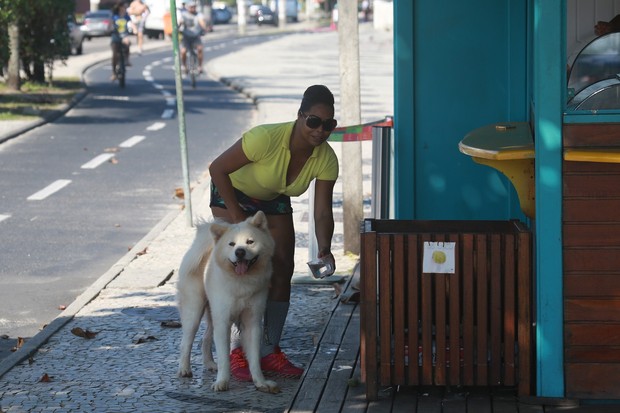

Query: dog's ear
<box><xmin>249</xmin><ymin>210</ymin><xmax>269</xmax><ymax>231</ymax></box>
<box><xmin>210</xmin><ymin>222</ymin><xmax>229</xmax><ymax>242</ymax></box>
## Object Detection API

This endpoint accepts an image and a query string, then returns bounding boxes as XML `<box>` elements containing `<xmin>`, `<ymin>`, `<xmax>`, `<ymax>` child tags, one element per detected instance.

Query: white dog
<box><xmin>176</xmin><ymin>211</ymin><xmax>279</xmax><ymax>393</ymax></box>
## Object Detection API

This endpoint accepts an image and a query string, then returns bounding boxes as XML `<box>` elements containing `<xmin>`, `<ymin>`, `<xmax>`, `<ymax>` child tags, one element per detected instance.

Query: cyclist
<box><xmin>110</xmin><ymin>1</ymin><xmax>135</xmax><ymax>80</ymax></box>
<box><xmin>180</xmin><ymin>1</ymin><xmax>208</xmax><ymax>76</ymax></box>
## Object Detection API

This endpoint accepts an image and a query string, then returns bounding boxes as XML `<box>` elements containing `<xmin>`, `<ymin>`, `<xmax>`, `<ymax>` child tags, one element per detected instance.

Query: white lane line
<box><xmin>0</xmin><ymin>214</ymin><xmax>10</xmax><ymax>223</ymax></box>
<box><xmin>147</xmin><ymin>122</ymin><xmax>166</xmax><ymax>131</ymax></box>
<box><xmin>81</xmin><ymin>153</ymin><xmax>115</xmax><ymax>169</ymax></box>
<box><xmin>162</xmin><ymin>109</ymin><xmax>175</xmax><ymax>119</ymax></box>
<box><xmin>27</xmin><ymin>179</ymin><xmax>72</xmax><ymax>201</ymax></box>
<box><xmin>166</xmin><ymin>98</ymin><xmax>176</xmax><ymax>106</ymax></box>
<box><xmin>92</xmin><ymin>95</ymin><xmax>130</xmax><ymax>101</ymax></box>
<box><xmin>120</xmin><ymin>135</ymin><xmax>146</xmax><ymax>148</ymax></box>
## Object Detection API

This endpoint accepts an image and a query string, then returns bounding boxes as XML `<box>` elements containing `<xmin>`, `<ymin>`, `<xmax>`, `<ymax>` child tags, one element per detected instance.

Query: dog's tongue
<box><xmin>235</xmin><ymin>260</ymin><xmax>249</xmax><ymax>275</ymax></box>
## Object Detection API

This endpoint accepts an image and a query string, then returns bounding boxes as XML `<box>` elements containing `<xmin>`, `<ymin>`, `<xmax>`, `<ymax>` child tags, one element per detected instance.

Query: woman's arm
<box><xmin>314</xmin><ymin>179</ymin><xmax>336</xmax><ymax>274</ymax></box>
<box><xmin>208</xmin><ymin>139</ymin><xmax>252</xmax><ymax>223</ymax></box>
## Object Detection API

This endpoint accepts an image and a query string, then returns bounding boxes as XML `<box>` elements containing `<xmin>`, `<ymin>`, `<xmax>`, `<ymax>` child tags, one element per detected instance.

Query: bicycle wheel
<box><xmin>190</xmin><ymin>52</ymin><xmax>198</xmax><ymax>89</ymax></box>
<box><xmin>117</xmin><ymin>44</ymin><xmax>126</xmax><ymax>88</ymax></box>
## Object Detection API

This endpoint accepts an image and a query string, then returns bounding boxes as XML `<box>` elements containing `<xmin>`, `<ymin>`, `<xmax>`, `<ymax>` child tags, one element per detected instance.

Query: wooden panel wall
<box><xmin>563</xmin><ymin>123</ymin><xmax>620</xmax><ymax>398</ymax></box>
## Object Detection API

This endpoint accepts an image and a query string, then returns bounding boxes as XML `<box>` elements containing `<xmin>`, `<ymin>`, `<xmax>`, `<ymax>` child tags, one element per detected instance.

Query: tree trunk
<box><xmin>7</xmin><ymin>23</ymin><xmax>20</xmax><ymax>91</ymax></box>
<box><xmin>33</xmin><ymin>59</ymin><xmax>46</xmax><ymax>83</ymax></box>
<box><xmin>338</xmin><ymin>0</ymin><xmax>362</xmax><ymax>255</ymax></box>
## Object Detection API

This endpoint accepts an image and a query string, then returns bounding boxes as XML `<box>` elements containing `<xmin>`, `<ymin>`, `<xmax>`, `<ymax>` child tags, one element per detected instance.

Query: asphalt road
<box><xmin>0</xmin><ymin>31</ymin><xmax>279</xmax><ymax>359</ymax></box>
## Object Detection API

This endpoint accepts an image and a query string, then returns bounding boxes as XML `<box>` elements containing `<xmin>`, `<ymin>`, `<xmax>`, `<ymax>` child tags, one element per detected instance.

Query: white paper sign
<box><xmin>422</xmin><ymin>242</ymin><xmax>456</xmax><ymax>274</ymax></box>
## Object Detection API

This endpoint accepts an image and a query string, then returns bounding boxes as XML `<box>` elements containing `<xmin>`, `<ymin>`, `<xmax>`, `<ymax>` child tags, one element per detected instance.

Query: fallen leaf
<box><xmin>39</xmin><ymin>373</ymin><xmax>52</xmax><ymax>382</ymax></box>
<box><xmin>104</xmin><ymin>147</ymin><xmax>119</xmax><ymax>153</ymax></box>
<box><xmin>136</xmin><ymin>247</ymin><xmax>148</xmax><ymax>256</ymax></box>
<box><xmin>134</xmin><ymin>335</ymin><xmax>158</xmax><ymax>344</ymax></box>
<box><xmin>58</xmin><ymin>304</ymin><xmax>67</xmax><ymax>310</ymax></box>
<box><xmin>1</xmin><ymin>334</ymin><xmax>8</xmax><ymax>340</ymax></box>
<box><xmin>161</xmin><ymin>320</ymin><xmax>182</xmax><ymax>328</ymax></box>
<box><xmin>71</xmin><ymin>327</ymin><xmax>98</xmax><ymax>339</ymax></box>
<box><xmin>109</xmin><ymin>158</ymin><xmax>119</xmax><ymax>164</ymax></box>
<box><xmin>174</xmin><ymin>187</ymin><xmax>185</xmax><ymax>199</ymax></box>
<box><xmin>28</xmin><ymin>356</ymin><xmax>34</xmax><ymax>364</ymax></box>
<box><xmin>17</xmin><ymin>337</ymin><xmax>25</xmax><ymax>348</ymax></box>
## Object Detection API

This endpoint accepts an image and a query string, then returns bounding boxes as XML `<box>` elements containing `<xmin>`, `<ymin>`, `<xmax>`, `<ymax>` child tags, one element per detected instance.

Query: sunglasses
<box><xmin>301</xmin><ymin>112</ymin><xmax>338</xmax><ymax>132</ymax></box>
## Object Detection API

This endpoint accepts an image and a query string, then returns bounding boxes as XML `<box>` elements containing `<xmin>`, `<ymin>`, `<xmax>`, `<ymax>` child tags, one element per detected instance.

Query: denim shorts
<box><xmin>209</xmin><ymin>182</ymin><xmax>293</xmax><ymax>215</ymax></box>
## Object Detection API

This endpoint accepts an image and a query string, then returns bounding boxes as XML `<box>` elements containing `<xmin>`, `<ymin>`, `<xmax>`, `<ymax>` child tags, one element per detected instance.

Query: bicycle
<box><xmin>112</xmin><ymin>40</ymin><xmax>128</xmax><ymax>88</ymax></box>
<box><xmin>187</xmin><ymin>44</ymin><xmax>200</xmax><ymax>89</ymax></box>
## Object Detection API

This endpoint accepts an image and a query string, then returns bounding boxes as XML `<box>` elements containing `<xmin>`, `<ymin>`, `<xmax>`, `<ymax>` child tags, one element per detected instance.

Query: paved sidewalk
<box><xmin>0</xmin><ymin>22</ymin><xmax>393</xmax><ymax>412</ymax></box>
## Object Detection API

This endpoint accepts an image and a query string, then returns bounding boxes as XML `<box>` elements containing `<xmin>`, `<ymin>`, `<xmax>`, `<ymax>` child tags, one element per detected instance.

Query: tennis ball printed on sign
<box><xmin>423</xmin><ymin>242</ymin><xmax>456</xmax><ymax>274</ymax></box>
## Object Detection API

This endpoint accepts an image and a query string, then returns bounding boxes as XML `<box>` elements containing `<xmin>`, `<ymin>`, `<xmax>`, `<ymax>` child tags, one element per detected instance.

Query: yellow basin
<box><xmin>459</xmin><ymin>122</ymin><xmax>535</xmax><ymax>218</ymax></box>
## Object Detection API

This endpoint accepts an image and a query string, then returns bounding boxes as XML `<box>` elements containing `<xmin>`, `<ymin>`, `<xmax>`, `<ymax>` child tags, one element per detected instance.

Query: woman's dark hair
<box><xmin>299</xmin><ymin>85</ymin><xmax>334</xmax><ymax>113</ymax></box>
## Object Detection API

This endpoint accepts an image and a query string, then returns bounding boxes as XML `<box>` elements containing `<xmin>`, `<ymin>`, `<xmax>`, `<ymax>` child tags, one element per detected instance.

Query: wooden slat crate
<box><xmin>359</xmin><ymin>219</ymin><xmax>533</xmax><ymax>401</ymax></box>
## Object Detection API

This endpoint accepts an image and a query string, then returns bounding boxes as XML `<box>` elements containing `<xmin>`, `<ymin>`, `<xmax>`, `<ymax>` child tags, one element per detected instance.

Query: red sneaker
<box><xmin>230</xmin><ymin>347</ymin><xmax>252</xmax><ymax>382</ymax></box>
<box><xmin>260</xmin><ymin>346</ymin><xmax>304</xmax><ymax>378</ymax></box>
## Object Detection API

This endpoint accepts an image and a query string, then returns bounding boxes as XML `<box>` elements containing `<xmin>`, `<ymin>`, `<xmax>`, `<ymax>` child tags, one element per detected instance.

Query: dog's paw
<box><xmin>177</xmin><ymin>368</ymin><xmax>193</xmax><ymax>378</ymax></box>
<box><xmin>205</xmin><ymin>360</ymin><xmax>217</xmax><ymax>372</ymax></box>
<box><xmin>211</xmin><ymin>379</ymin><xmax>229</xmax><ymax>392</ymax></box>
<box><xmin>255</xmin><ymin>379</ymin><xmax>280</xmax><ymax>394</ymax></box>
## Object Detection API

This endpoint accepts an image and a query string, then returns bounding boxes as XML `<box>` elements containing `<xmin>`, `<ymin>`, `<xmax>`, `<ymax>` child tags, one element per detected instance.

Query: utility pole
<box><xmin>338</xmin><ymin>0</ymin><xmax>362</xmax><ymax>255</ymax></box>
<box><xmin>277</xmin><ymin>0</ymin><xmax>287</xmax><ymax>30</ymax></box>
<box><xmin>236</xmin><ymin>0</ymin><xmax>247</xmax><ymax>35</ymax></box>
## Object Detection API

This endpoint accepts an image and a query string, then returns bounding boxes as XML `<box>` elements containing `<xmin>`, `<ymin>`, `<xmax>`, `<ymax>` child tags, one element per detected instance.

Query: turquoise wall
<box><xmin>395</xmin><ymin>0</ymin><xmax>528</xmax><ymax>220</ymax></box>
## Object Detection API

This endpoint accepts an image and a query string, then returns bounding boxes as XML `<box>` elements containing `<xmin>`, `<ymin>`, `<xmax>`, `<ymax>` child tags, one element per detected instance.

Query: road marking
<box><xmin>120</xmin><ymin>135</ymin><xmax>146</xmax><ymax>148</ymax></box>
<box><xmin>0</xmin><ymin>214</ymin><xmax>10</xmax><ymax>223</ymax></box>
<box><xmin>166</xmin><ymin>98</ymin><xmax>176</xmax><ymax>106</ymax></box>
<box><xmin>81</xmin><ymin>153</ymin><xmax>115</xmax><ymax>169</ymax></box>
<box><xmin>147</xmin><ymin>122</ymin><xmax>166</xmax><ymax>131</ymax></box>
<box><xmin>27</xmin><ymin>179</ymin><xmax>72</xmax><ymax>201</ymax></box>
<box><xmin>162</xmin><ymin>109</ymin><xmax>175</xmax><ymax>119</ymax></box>
<box><xmin>92</xmin><ymin>95</ymin><xmax>130</xmax><ymax>101</ymax></box>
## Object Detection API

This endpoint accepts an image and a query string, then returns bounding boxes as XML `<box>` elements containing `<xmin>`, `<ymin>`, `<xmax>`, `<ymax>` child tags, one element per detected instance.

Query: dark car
<box><xmin>80</xmin><ymin>9</ymin><xmax>114</xmax><ymax>39</ymax></box>
<box><xmin>212</xmin><ymin>6</ymin><xmax>232</xmax><ymax>24</ymax></box>
<box><xmin>255</xmin><ymin>5</ymin><xmax>277</xmax><ymax>26</ymax></box>
<box><xmin>68</xmin><ymin>15</ymin><xmax>84</xmax><ymax>55</ymax></box>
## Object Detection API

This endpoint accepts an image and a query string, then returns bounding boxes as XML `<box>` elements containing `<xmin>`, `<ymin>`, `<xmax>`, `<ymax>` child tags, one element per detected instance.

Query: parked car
<box><xmin>68</xmin><ymin>15</ymin><xmax>84</xmax><ymax>55</ymax></box>
<box><xmin>211</xmin><ymin>5</ymin><xmax>232</xmax><ymax>24</ymax></box>
<box><xmin>255</xmin><ymin>5</ymin><xmax>277</xmax><ymax>26</ymax></box>
<box><xmin>80</xmin><ymin>9</ymin><xmax>114</xmax><ymax>40</ymax></box>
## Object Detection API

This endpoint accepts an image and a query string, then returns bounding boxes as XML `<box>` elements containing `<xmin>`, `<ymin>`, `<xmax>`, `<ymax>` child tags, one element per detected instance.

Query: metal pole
<box><xmin>169</xmin><ymin>0</ymin><xmax>193</xmax><ymax>227</ymax></box>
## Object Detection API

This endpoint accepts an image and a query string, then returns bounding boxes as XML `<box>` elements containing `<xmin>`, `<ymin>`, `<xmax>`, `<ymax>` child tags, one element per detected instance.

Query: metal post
<box><xmin>169</xmin><ymin>0</ymin><xmax>193</xmax><ymax>227</ymax></box>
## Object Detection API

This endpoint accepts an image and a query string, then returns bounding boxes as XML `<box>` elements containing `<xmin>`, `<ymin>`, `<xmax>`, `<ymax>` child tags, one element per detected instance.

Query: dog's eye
<box><xmin>246</xmin><ymin>239</ymin><xmax>254</xmax><ymax>245</ymax></box>
<box><xmin>228</xmin><ymin>242</ymin><xmax>235</xmax><ymax>247</ymax></box>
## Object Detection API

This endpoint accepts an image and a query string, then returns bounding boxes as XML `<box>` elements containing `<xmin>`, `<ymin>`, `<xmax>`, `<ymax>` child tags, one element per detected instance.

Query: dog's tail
<box><xmin>178</xmin><ymin>222</ymin><xmax>214</xmax><ymax>282</ymax></box>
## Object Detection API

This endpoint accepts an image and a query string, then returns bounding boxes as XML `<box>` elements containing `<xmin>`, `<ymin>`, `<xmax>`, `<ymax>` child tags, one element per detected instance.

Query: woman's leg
<box><xmin>259</xmin><ymin>214</ymin><xmax>303</xmax><ymax>376</ymax></box>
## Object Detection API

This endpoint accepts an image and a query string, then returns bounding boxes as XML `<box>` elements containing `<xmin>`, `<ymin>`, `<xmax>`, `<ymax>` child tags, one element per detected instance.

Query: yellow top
<box><xmin>459</xmin><ymin>122</ymin><xmax>534</xmax><ymax>160</ymax></box>
<box><xmin>230</xmin><ymin>121</ymin><xmax>339</xmax><ymax>200</ymax></box>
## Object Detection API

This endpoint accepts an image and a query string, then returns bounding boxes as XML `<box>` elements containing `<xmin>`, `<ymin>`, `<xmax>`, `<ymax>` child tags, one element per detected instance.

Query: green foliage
<box><xmin>0</xmin><ymin>0</ymin><xmax>76</xmax><ymax>83</ymax></box>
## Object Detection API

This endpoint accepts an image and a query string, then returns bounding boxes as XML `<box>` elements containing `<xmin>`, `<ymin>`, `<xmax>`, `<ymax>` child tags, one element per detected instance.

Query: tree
<box><xmin>0</xmin><ymin>0</ymin><xmax>75</xmax><ymax>86</ymax></box>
